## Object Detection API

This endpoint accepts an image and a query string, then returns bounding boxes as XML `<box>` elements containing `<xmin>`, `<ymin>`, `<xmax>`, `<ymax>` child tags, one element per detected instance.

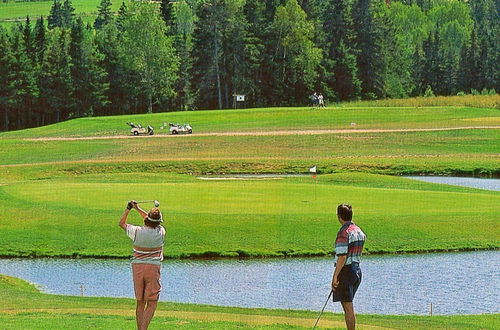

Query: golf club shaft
<box><xmin>313</xmin><ymin>290</ymin><xmax>333</xmax><ymax>329</ymax></box>
<box><xmin>135</xmin><ymin>200</ymin><xmax>156</xmax><ymax>204</ymax></box>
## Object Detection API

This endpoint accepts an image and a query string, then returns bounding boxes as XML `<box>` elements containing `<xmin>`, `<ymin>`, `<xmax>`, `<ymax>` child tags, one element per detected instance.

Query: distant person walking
<box><xmin>318</xmin><ymin>93</ymin><xmax>325</xmax><ymax>108</ymax></box>
<box><xmin>311</xmin><ymin>92</ymin><xmax>319</xmax><ymax>108</ymax></box>
<box><xmin>331</xmin><ymin>204</ymin><xmax>366</xmax><ymax>330</ymax></box>
<box><xmin>119</xmin><ymin>201</ymin><xmax>166</xmax><ymax>330</ymax></box>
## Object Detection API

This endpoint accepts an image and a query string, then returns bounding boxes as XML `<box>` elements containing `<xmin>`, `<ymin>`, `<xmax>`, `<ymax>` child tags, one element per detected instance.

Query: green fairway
<box><xmin>0</xmin><ymin>0</ymin><xmax>122</xmax><ymax>26</ymax></box>
<box><xmin>1</xmin><ymin>274</ymin><xmax>498</xmax><ymax>329</ymax></box>
<box><xmin>0</xmin><ymin>104</ymin><xmax>499</xmax><ymax>257</ymax></box>
<box><xmin>2</xmin><ymin>105</ymin><xmax>499</xmax><ymax>139</ymax></box>
<box><xmin>0</xmin><ymin>129</ymin><xmax>498</xmax><ymax>177</ymax></box>
<box><xmin>0</xmin><ymin>172</ymin><xmax>498</xmax><ymax>258</ymax></box>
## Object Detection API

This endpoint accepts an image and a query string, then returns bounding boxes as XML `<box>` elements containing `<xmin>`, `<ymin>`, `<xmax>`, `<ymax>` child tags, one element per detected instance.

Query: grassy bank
<box><xmin>1</xmin><ymin>105</ymin><xmax>499</xmax><ymax>139</ymax></box>
<box><xmin>0</xmin><ymin>105</ymin><xmax>499</xmax><ymax>177</ymax></box>
<box><xmin>0</xmin><ymin>0</ymin><xmax>121</xmax><ymax>27</ymax></box>
<box><xmin>1</xmin><ymin>274</ymin><xmax>498</xmax><ymax>329</ymax></box>
<box><xmin>0</xmin><ymin>129</ymin><xmax>499</xmax><ymax>177</ymax></box>
<box><xmin>0</xmin><ymin>172</ymin><xmax>498</xmax><ymax>258</ymax></box>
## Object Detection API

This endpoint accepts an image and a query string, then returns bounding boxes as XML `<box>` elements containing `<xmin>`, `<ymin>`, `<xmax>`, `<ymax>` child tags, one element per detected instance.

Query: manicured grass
<box><xmin>1</xmin><ymin>128</ymin><xmax>499</xmax><ymax>177</ymax></box>
<box><xmin>1</xmin><ymin>105</ymin><xmax>499</xmax><ymax>138</ymax></box>
<box><xmin>1</xmin><ymin>274</ymin><xmax>499</xmax><ymax>329</ymax></box>
<box><xmin>0</xmin><ymin>0</ymin><xmax>122</xmax><ymax>23</ymax></box>
<box><xmin>0</xmin><ymin>172</ymin><xmax>498</xmax><ymax>258</ymax></box>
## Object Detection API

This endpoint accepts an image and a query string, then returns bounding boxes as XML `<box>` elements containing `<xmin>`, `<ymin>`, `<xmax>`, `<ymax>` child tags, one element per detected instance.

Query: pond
<box><xmin>406</xmin><ymin>176</ymin><xmax>500</xmax><ymax>191</ymax></box>
<box><xmin>0</xmin><ymin>250</ymin><xmax>498</xmax><ymax>315</ymax></box>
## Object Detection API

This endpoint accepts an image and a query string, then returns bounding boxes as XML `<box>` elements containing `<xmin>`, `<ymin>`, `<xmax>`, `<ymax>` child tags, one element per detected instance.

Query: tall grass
<box><xmin>344</xmin><ymin>94</ymin><xmax>500</xmax><ymax>109</ymax></box>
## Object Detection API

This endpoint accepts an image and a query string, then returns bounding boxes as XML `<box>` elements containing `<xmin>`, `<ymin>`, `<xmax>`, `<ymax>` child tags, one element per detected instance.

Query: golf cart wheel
<box><xmin>172</xmin><ymin>130</ymin><xmax>178</xmax><ymax>135</ymax></box>
<box><xmin>133</xmin><ymin>131</ymin><xmax>139</xmax><ymax>136</ymax></box>
<box><xmin>149</xmin><ymin>131</ymin><xmax>154</xmax><ymax>136</ymax></box>
<box><xmin>188</xmin><ymin>129</ymin><xmax>192</xmax><ymax>134</ymax></box>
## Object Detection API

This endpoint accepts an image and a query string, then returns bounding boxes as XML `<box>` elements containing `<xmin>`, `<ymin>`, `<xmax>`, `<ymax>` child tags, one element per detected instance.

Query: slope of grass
<box><xmin>0</xmin><ymin>0</ymin><xmax>122</xmax><ymax>24</ymax></box>
<box><xmin>0</xmin><ymin>173</ymin><xmax>498</xmax><ymax>258</ymax></box>
<box><xmin>1</xmin><ymin>105</ymin><xmax>499</xmax><ymax>138</ymax></box>
<box><xmin>1</xmin><ymin>128</ymin><xmax>499</xmax><ymax>177</ymax></box>
<box><xmin>1</xmin><ymin>274</ymin><xmax>499</xmax><ymax>329</ymax></box>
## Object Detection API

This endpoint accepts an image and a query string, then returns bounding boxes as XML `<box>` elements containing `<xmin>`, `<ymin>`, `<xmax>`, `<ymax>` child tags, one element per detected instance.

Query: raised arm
<box><xmin>134</xmin><ymin>204</ymin><xmax>148</xmax><ymax>219</ymax></box>
<box><xmin>119</xmin><ymin>201</ymin><xmax>135</xmax><ymax>230</ymax></box>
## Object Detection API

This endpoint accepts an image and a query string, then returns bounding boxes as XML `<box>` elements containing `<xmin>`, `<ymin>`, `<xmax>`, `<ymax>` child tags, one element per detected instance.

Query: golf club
<box><xmin>312</xmin><ymin>289</ymin><xmax>333</xmax><ymax>329</ymax></box>
<box><xmin>135</xmin><ymin>200</ymin><xmax>160</xmax><ymax>207</ymax></box>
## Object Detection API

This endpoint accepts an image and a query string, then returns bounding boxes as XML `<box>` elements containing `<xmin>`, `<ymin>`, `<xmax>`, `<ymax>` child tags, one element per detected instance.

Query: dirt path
<box><xmin>0</xmin><ymin>308</ymin><xmax>392</xmax><ymax>329</ymax></box>
<box><xmin>24</xmin><ymin>126</ymin><xmax>500</xmax><ymax>141</ymax></box>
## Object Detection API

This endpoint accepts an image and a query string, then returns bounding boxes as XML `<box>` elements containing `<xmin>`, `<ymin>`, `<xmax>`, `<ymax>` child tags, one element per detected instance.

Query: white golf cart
<box><xmin>169</xmin><ymin>123</ymin><xmax>193</xmax><ymax>135</ymax></box>
<box><xmin>127</xmin><ymin>122</ymin><xmax>154</xmax><ymax>136</ymax></box>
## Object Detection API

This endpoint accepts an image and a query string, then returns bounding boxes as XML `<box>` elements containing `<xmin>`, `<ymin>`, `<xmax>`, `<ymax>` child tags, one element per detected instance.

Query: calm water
<box><xmin>0</xmin><ymin>251</ymin><xmax>498</xmax><ymax>315</ymax></box>
<box><xmin>406</xmin><ymin>176</ymin><xmax>500</xmax><ymax>191</ymax></box>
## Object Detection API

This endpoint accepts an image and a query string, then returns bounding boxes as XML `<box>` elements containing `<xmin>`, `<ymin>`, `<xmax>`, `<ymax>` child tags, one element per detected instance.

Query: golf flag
<box><xmin>309</xmin><ymin>165</ymin><xmax>317</xmax><ymax>179</ymax></box>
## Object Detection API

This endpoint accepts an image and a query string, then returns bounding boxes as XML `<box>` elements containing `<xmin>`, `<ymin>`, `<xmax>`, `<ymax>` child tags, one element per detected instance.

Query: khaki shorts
<box><xmin>132</xmin><ymin>263</ymin><xmax>162</xmax><ymax>301</ymax></box>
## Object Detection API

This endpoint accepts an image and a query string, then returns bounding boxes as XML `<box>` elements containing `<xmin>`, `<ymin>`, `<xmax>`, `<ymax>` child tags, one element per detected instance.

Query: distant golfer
<box><xmin>119</xmin><ymin>201</ymin><xmax>166</xmax><ymax>330</ymax></box>
<box><xmin>331</xmin><ymin>204</ymin><xmax>366</xmax><ymax>330</ymax></box>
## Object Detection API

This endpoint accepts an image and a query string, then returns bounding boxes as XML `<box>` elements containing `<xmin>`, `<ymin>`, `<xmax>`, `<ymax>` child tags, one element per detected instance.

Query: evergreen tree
<box><xmin>192</xmin><ymin>0</ymin><xmax>226</xmax><ymax>109</ymax></box>
<box><xmin>322</xmin><ymin>0</ymin><xmax>361</xmax><ymax>101</ymax></box>
<box><xmin>8</xmin><ymin>25</ymin><xmax>39</xmax><ymax>129</ymax></box>
<box><xmin>169</xmin><ymin>0</ymin><xmax>196</xmax><ymax>111</ymax></box>
<box><xmin>160</xmin><ymin>0</ymin><xmax>175</xmax><ymax>29</ymax></box>
<box><xmin>70</xmin><ymin>18</ymin><xmax>109</xmax><ymax>117</ymax></box>
<box><xmin>94</xmin><ymin>0</ymin><xmax>113</xmax><ymax>30</ymax></box>
<box><xmin>420</xmin><ymin>30</ymin><xmax>445</xmax><ymax>95</ymax></box>
<box><xmin>61</xmin><ymin>0</ymin><xmax>76</xmax><ymax>28</ymax></box>
<box><xmin>0</xmin><ymin>27</ymin><xmax>14</xmax><ymax>131</ymax></box>
<box><xmin>48</xmin><ymin>0</ymin><xmax>63</xmax><ymax>29</ymax></box>
<box><xmin>116</xmin><ymin>1</ymin><xmax>128</xmax><ymax>31</ymax></box>
<box><xmin>427</xmin><ymin>0</ymin><xmax>473</xmax><ymax>95</ymax></box>
<box><xmin>457</xmin><ymin>26</ymin><xmax>480</xmax><ymax>93</ymax></box>
<box><xmin>352</xmin><ymin>0</ymin><xmax>388</xmax><ymax>99</ymax></box>
<box><xmin>39</xmin><ymin>28</ymin><xmax>74</xmax><ymax>124</ymax></box>
<box><xmin>22</xmin><ymin>16</ymin><xmax>35</xmax><ymax>63</ymax></box>
<box><xmin>96</xmin><ymin>23</ymin><xmax>133</xmax><ymax>115</ymax></box>
<box><xmin>469</xmin><ymin>0</ymin><xmax>498</xmax><ymax>91</ymax></box>
<box><xmin>241</xmin><ymin>0</ymin><xmax>266</xmax><ymax>107</ymax></box>
<box><xmin>33</xmin><ymin>17</ymin><xmax>46</xmax><ymax>65</ymax></box>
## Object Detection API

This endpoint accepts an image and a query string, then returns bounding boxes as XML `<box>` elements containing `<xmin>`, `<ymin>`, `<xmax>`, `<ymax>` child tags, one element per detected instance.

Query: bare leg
<box><xmin>140</xmin><ymin>300</ymin><xmax>158</xmax><ymax>330</ymax></box>
<box><xmin>135</xmin><ymin>300</ymin><xmax>146</xmax><ymax>330</ymax></box>
<box><xmin>341</xmin><ymin>301</ymin><xmax>356</xmax><ymax>330</ymax></box>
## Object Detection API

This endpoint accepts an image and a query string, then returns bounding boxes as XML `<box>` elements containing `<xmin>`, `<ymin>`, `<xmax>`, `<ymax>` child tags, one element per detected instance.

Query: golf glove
<box><xmin>127</xmin><ymin>201</ymin><xmax>135</xmax><ymax>210</ymax></box>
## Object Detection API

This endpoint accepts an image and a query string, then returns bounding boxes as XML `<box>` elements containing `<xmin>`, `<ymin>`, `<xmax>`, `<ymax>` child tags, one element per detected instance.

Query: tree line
<box><xmin>0</xmin><ymin>0</ymin><xmax>498</xmax><ymax>131</ymax></box>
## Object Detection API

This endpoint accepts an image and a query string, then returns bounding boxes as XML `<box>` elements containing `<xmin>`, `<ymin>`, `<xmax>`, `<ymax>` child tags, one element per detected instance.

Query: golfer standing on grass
<box><xmin>119</xmin><ymin>201</ymin><xmax>165</xmax><ymax>330</ymax></box>
<box><xmin>332</xmin><ymin>204</ymin><xmax>366</xmax><ymax>330</ymax></box>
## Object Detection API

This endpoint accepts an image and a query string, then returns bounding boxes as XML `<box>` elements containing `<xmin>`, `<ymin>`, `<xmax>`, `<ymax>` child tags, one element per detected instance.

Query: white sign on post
<box><xmin>236</xmin><ymin>95</ymin><xmax>245</xmax><ymax>102</ymax></box>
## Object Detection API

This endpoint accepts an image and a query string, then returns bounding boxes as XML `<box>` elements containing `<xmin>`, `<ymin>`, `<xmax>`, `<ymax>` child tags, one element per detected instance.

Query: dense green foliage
<box><xmin>0</xmin><ymin>0</ymin><xmax>498</xmax><ymax>131</ymax></box>
<box><xmin>2</xmin><ymin>275</ymin><xmax>498</xmax><ymax>329</ymax></box>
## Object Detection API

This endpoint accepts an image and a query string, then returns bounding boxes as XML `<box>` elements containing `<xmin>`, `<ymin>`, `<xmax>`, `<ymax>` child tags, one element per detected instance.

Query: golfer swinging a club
<box><xmin>119</xmin><ymin>201</ymin><xmax>166</xmax><ymax>330</ymax></box>
<box><xmin>332</xmin><ymin>204</ymin><xmax>366</xmax><ymax>330</ymax></box>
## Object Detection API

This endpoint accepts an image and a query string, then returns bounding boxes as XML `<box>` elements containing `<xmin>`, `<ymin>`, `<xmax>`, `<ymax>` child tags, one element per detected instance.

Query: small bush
<box><xmin>424</xmin><ymin>85</ymin><xmax>435</xmax><ymax>97</ymax></box>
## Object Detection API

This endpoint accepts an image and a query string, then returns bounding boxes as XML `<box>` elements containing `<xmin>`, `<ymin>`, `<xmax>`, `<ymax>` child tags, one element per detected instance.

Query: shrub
<box><xmin>424</xmin><ymin>85</ymin><xmax>435</xmax><ymax>97</ymax></box>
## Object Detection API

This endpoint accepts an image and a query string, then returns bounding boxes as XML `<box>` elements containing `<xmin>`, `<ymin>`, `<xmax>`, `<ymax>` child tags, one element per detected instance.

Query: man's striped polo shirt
<box><xmin>334</xmin><ymin>221</ymin><xmax>366</xmax><ymax>266</ymax></box>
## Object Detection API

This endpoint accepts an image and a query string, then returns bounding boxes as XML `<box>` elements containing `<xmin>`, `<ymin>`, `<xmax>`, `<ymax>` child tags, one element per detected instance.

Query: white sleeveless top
<box><xmin>126</xmin><ymin>224</ymin><xmax>166</xmax><ymax>265</ymax></box>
